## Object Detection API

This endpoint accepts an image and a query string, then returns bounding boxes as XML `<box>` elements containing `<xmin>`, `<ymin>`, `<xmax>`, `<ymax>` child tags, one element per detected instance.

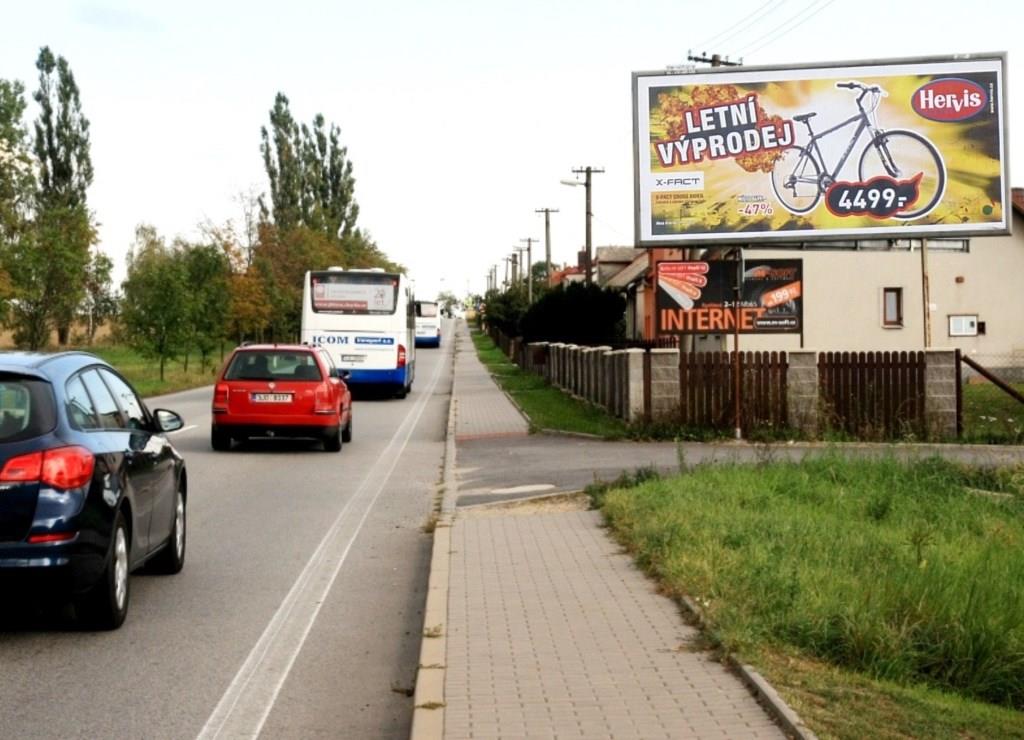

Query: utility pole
<box><xmin>519</xmin><ymin>238</ymin><xmax>538</xmax><ymax>303</ymax></box>
<box><xmin>563</xmin><ymin>167</ymin><xmax>603</xmax><ymax>286</ymax></box>
<box><xmin>511</xmin><ymin>252</ymin><xmax>519</xmax><ymax>285</ymax></box>
<box><xmin>535</xmin><ymin>208</ymin><xmax>559</xmax><ymax>287</ymax></box>
<box><xmin>503</xmin><ymin>256</ymin><xmax>511</xmax><ymax>291</ymax></box>
<box><xmin>572</xmin><ymin>166</ymin><xmax>603</xmax><ymax>286</ymax></box>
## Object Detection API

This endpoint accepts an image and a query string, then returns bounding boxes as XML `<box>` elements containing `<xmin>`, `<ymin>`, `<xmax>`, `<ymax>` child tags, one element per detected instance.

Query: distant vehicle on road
<box><xmin>211</xmin><ymin>344</ymin><xmax>353</xmax><ymax>451</ymax></box>
<box><xmin>301</xmin><ymin>268</ymin><xmax>416</xmax><ymax>398</ymax></box>
<box><xmin>414</xmin><ymin>300</ymin><xmax>442</xmax><ymax>348</ymax></box>
<box><xmin>0</xmin><ymin>351</ymin><xmax>187</xmax><ymax>630</ymax></box>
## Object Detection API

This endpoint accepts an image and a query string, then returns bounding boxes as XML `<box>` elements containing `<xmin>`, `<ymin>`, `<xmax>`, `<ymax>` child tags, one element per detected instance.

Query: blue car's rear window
<box><xmin>0</xmin><ymin>375</ymin><xmax>57</xmax><ymax>442</ymax></box>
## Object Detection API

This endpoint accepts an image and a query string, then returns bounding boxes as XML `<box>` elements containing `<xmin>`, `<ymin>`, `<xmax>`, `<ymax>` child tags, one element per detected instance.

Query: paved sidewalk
<box><xmin>414</xmin><ymin>322</ymin><xmax>792</xmax><ymax>739</ymax></box>
<box><xmin>445</xmin><ymin>509</ymin><xmax>786</xmax><ymax>739</ymax></box>
<box><xmin>454</xmin><ymin>326</ymin><xmax>529</xmax><ymax>441</ymax></box>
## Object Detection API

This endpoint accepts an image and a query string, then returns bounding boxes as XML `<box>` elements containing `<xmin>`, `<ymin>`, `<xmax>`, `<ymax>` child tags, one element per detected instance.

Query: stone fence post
<box><xmin>649</xmin><ymin>348</ymin><xmax>680</xmax><ymax>421</ymax></box>
<box><xmin>786</xmin><ymin>351</ymin><xmax>819</xmax><ymax>438</ymax></box>
<box><xmin>925</xmin><ymin>350</ymin><xmax>958</xmax><ymax>440</ymax></box>
<box><xmin>592</xmin><ymin>346</ymin><xmax>611</xmax><ymax>406</ymax></box>
<box><xmin>625</xmin><ymin>349</ymin><xmax>645</xmax><ymax>422</ymax></box>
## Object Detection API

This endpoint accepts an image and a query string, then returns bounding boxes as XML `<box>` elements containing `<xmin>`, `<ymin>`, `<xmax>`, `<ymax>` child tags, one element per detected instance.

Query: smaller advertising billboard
<box><xmin>633</xmin><ymin>54</ymin><xmax>1008</xmax><ymax>245</ymax></box>
<box><xmin>657</xmin><ymin>258</ymin><xmax>802</xmax><ymax>335</ymax></box>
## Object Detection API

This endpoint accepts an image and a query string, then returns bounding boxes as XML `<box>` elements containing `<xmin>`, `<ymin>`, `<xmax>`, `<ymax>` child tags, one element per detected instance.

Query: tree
<box><xmin>120</xmin><ymin>226</ymin><xmax>189</xmax><ymax>381</ymax></box>
<box><xmin>29</xmin><ymin>46</ymin><xmax>95</xmax><ymax>345</ymax></box>
<box><xmin>227</xmin><ymin>270</ymin><xmax>272</xmax><ymax>344</ymax></box>
<box><xmin>0</xmin><ymin>79</ymin><xmax>33</xmax><ymax>244</ymax></box>
<box><xmin>6</xmin><ymin>204</ymin><xmax>93</xmax><ymax>348</ymax></box>
<box><xmin>259</xmin><ymin>93</ymin><xmax>359</xmax><ymax>242</ymax></box>
<box><xmin>0</xmin><ymin>79</ymin><xmax>31</xmax><ymax>325</ymax></box>
<box><xmin>180</xmin><ymin>240</ymin><xmax>230</xmax><ymax>372</ymax></box>
<box><xmin>436</xmin><ymin>290</ymin><xmax>459</xmax><ymax>314</ymax></box>
<box><xmin>259</xmin><ymin>93</ymin><xmax>303</xmax><ymax>232</ymax></box>
<box><xmin>78</xmin><ymin>248</ymin><xmax>117</xmax><ymax>344</ymax></box>
<box><xmin>519</xmin><ymin>283</ymin><xmax>625</xmax><ymax>345</ymax></box>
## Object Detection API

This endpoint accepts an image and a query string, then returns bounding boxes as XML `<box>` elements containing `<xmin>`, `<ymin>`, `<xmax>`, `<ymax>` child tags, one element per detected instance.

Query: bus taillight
<box><xmin>397</xmin><ymin>345</ymin><xmax>407</xmax><ymax>367</ymax></box>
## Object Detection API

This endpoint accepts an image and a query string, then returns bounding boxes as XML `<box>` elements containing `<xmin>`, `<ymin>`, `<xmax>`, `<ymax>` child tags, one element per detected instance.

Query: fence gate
<box><xmin>818</xmin><ymin>351</ymin><xmax>925</xmax><ymax>439</ymax></box>
<box><xmin>678</xmin><ymin>351</ymin><xmax>788</xmax><ymax>433</ymax></box>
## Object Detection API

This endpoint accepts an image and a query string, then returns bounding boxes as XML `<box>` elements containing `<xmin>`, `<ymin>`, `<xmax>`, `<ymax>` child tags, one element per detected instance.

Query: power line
<box><xmin>693</xmin><ymin>0</ymin><xmax>785</xmax><ymax>53</ymax></box>
<box><xmin>735</xmin><ymin>0</ymin><xmax>838</xmax><ymax>58</ymax></box>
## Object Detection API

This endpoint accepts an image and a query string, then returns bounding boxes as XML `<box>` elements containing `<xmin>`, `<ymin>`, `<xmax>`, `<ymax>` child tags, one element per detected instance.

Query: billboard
<box><xmin>633</xmin><ymin>54</ymin><xmax>1009</xmax><ymax>245</ymax></box>
<box><xmin>657</xmin><ymin>258</ymin><xmax>802</xmax><ymax>335</ymax></box>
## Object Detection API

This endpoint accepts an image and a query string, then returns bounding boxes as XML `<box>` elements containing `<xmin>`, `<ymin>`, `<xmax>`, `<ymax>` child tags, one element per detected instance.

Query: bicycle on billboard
<box><xmin>770</xmin><ymin>81</ymin><xmax>946</xmax><ymax>220</ymax></box>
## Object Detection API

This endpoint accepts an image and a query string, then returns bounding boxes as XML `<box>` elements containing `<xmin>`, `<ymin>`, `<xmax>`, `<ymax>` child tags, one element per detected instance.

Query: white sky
<box><xmin>2</xmin><ymin>0</ymin><xmax>1022</xmax><ymax>299</ymax></box>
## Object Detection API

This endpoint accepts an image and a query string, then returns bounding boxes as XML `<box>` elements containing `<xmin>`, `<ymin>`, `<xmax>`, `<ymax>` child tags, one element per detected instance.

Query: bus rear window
<box><xmin>416</xmin><ymin>302</ymin><xmax>438</xmax><ymax>318</ymax></box>
<box><xmin>310</xmin><ymin>272</ymin><xmax>399</xmax><ymax>315</ymax></box>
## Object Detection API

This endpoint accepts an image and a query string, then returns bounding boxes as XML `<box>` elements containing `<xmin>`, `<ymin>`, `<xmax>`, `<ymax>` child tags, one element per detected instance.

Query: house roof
<box><xmin>605</xmin><ymin>253</ymin><xmax>650</xmax><ymax>288</ymax></box>
<box><xmin>595</xmin><ymin>246</ymin><xmax>645</xmax><ymax>264</ymax></box>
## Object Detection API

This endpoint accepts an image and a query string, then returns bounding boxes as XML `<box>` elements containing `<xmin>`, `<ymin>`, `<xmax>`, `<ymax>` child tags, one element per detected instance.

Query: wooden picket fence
<box><xmin>818</xmin><ymin>351</ymin><xmax>925</xmax><ymax>439</ymax></box>
<box><xmin>678</xmin><ymin>351</ymin><xmax>788</xmax><ymax>433</ymax></box>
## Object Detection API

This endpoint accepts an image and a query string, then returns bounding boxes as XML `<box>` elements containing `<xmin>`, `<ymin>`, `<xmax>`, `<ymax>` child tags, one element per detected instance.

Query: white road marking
<box><xmin>490</xmin><ymin>484</ymin><xmax>556</xmax><ymax>495</ymax></box>
<box><xmin>196</xmin><ymin>356</ymin><xmax>448</xmax><ymax>740</ymax></box>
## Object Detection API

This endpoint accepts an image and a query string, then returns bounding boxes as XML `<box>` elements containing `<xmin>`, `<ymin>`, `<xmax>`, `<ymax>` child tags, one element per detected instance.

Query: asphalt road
<box><xmin>0</xmin><ymin>331</ymin><xmax>454</xmax><ymax>739</ymax></box>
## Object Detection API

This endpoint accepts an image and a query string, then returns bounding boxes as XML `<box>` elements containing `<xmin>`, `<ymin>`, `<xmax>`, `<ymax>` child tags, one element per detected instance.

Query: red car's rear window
<box><xmin>224</xmin><ymin>351</ymin><xmax>323</xmax><ymax>382</ymax></box>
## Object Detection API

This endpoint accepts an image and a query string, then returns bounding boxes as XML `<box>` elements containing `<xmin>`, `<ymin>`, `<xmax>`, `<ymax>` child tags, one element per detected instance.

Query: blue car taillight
<box><xmin>0</xmin><ymin>446</ymin><xmax>95</xmax><ymax>489</ymax></box>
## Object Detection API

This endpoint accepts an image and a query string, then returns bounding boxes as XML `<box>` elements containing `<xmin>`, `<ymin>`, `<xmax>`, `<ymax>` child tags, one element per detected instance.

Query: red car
<box><xmin>211</xmin><ymin>344</ymin><xmax>353</xmax><ymax>451</ymax></box>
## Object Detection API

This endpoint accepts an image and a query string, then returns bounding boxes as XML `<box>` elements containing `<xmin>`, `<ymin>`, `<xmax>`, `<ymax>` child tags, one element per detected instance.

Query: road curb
<box><xmin>677</xmin><ymin>595</ymin><xmax>818</xmax><ymax>740</ymax></box>
<box><xmin>410</xmin><ymin>328</ymin><xmax>460</xmax><ymax>740</ymax></box>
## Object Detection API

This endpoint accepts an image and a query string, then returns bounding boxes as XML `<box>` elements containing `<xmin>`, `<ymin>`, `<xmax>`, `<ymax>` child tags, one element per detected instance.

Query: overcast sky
<box><xmin>2</xmin><ymin>0</ymin><xmax>1021</xmax><ymax>298</ymax></box>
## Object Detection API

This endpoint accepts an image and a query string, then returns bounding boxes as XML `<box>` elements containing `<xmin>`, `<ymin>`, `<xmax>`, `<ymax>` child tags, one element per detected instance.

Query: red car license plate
<box><xmin>252</xmin><ymin>393</ymin><xmax>292</xmax><ymax>403</ymax></box>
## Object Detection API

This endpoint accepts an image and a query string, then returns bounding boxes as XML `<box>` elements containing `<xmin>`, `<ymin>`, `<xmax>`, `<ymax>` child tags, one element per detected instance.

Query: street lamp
<box><xmin>560</xmin><ymin>166</ymin><xmax>603</xmax><ymax>286</ymax></box>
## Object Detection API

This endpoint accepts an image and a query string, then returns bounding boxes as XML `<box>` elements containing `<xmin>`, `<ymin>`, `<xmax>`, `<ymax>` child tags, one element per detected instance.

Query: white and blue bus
<box><xmin>414</xmin><ymin>300</ymin><xmax>441</xmax><ymax>348</ymax></box>
<box><xmin>301</xmin><ymin>268</ymin><xmax>416</xmax><ymax>397</ymax></box>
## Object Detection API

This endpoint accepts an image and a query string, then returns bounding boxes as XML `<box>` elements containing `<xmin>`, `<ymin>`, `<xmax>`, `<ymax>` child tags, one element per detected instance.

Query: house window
<box><xmin>883</xmin><ymin>288</ymin><xmax>903</xmax><ymax>327</ymax></box>
<box><xmin>949</xmin><ymin>314</ymin><xmax>979</xmax><ymax>337</ymax></box>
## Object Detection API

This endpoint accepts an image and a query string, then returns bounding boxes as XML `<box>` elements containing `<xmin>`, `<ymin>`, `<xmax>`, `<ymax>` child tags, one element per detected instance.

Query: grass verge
<box><xmin>85</xmin><ymin>345</ymin><xmax>223</xmax><ymax>398</ymax></box>
<box><xmin>470</xmin><ymin>331</ymin><xmax>627</xmax><ymax>438</ymax></box>
<box><xmin>962</xmin><ymin>381</ymin><xmax>1024</xmax><ymax>445</ymax></box>
<box><xmin>591</xmin><ymin>454</ymin><xmax>1024</xmax><ymax>739</ymax></box>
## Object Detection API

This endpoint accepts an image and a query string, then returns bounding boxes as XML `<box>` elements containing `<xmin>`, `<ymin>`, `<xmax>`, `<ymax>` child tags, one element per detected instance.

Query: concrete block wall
<box><xmin>649</xmin><ymin>349</ymin><xmax>681</xmax><ymax>421</ymax></box>
<box><xmin>786</xmin><ymin>351</ymin><xmax>819</xmax><ymax>438</ymax></box>
<box><xmin>925</xmin><ymin>349</ymin><xmax>958</xmax><ymax>440</ymax></box>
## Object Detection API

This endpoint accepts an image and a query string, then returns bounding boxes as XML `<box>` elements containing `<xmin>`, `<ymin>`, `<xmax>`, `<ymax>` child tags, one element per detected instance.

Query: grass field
<box><xmin>592</xmin><ymin>455</ymin><xmax>1024</xmax><ymax>738</ymax></box>
<box><xmin>961</xmin><ymin>381</ymin><xmax>1024</xmax><ymax>445</ymax></box>
<box><xmin>84</xmin><ymin>345</ymin><xmax>224</xmax><ymax>398</ymax></box>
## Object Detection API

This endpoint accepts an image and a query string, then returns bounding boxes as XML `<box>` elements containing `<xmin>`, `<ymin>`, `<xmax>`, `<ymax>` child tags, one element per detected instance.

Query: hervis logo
<box><xmin>912</xmin><ymin>78</ymin><xmax>988</xmax><ymax>122</ymax></box>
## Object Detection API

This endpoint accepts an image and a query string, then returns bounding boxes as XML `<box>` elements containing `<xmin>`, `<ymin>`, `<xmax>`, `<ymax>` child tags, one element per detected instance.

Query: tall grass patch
<box><xmin>962</xmin><ymin>381</ymin><xmax>1024</xmax><ymax>444</ymax></box>
<box><xmin>599</xmin><ymin>454</ymin><xmax>1024</xmax><ymax>710</ymax></box>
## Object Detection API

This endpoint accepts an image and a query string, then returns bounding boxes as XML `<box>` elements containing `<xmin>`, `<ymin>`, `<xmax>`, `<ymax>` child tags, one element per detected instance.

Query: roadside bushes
<box><xmin>520</xmin><ymin>283</ymin><xmax>625</xmax><ymax>346</ymax></box>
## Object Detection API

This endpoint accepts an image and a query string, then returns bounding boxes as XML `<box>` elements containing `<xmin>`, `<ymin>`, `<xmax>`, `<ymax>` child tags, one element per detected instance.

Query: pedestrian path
<box><xmin>453</xmin><ymin>325</ymin><xmax>529</xmax><ymax>441</ymax></box>
<box><xmin>416</xmin><ymin>322</ymin><xmax>791</xmax><ymax>739</ymax></box>
<box><xmin>444</xmin><ymin>508</ymin><xmax>786</xmax><ymax>739</ymax></box>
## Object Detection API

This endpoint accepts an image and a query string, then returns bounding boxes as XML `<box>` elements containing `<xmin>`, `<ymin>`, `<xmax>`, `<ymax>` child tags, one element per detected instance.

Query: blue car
<box><xmin>0</xmin><ymin>352</ymin><xmax>187</xmax><ymax>629</ymax></box>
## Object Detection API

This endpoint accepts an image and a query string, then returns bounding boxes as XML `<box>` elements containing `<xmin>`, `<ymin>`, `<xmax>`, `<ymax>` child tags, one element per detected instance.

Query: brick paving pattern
<box><xmin>454</xmin><ymin>324</ymin><xmax>529</xmax><ymax>441</ymax></box>
<box><xmin>444</xmin><ymin>509</ymin><xmax>786</xmax><ymax>739</ymax></box>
